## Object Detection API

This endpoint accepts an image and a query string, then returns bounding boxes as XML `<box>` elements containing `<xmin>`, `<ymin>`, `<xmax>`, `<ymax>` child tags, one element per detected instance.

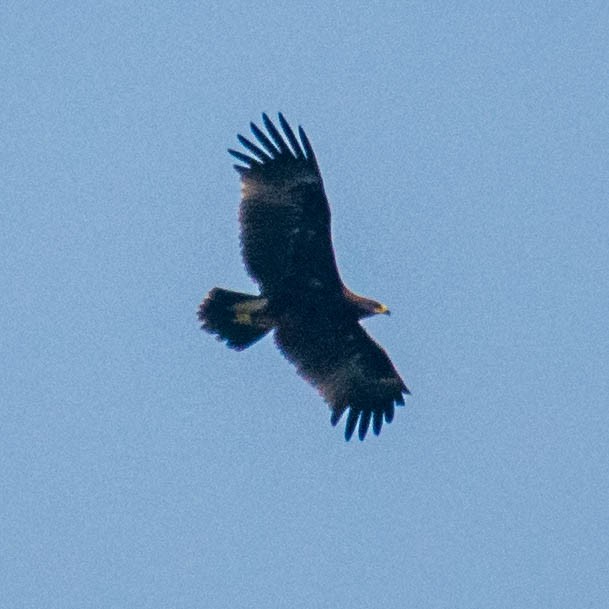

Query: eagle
<box><xmin>198</xmin><ymin>113</ymin><xmax>409</xmax><ymax>440</ymax></box>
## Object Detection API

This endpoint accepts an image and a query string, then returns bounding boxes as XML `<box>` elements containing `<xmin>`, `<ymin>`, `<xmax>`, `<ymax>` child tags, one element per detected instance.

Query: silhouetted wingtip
<box><xmin>335</xmin><ymin>401</ymin><xmax>403</xmax><ymax>440</ymax></box>
<box><xmin>278</xmin><ymin>113</ymin><xmax>303</xmax><ymax>158</ymax></box>
<box><xmin>228</xmin><ymin>148</ymin><xmax>254</xmax><ymax>166</ymax></box>
<box><xmin>330</xmin><ymin>408</ymin><xmax>344</xmax><ymax>427</ymax></box>
<box><xmin>358</xmin><ymin>410</ymin><xmax>372</xmax><ymax>441</ymax></box>
<box><xmin>237</xmin><ymin>134</ymin><xmax>270</xmax><ymax>162</ymax></box>
<box><xmin>250</xmin><ymin>121</ymin><xmax>279</xmax><ymax>157</ymax></box>
<box><xmin>372</xmin><ymin>409</ymin><xmax>383</xmax><ymax>435</ymax></box>
<box><xmin>344</xmin><ymin>408</ymin><xmax>359</xmax><ymax>441</ymax></box>
<box><xmin>262</xmin><ymin>113</ymin><xmax>290</xmax><ymax>155</ymax></box>
<box><xmin>298</xmin><ymin>126</ymin><xmax>313</xmax><ymax>159</ymax></box>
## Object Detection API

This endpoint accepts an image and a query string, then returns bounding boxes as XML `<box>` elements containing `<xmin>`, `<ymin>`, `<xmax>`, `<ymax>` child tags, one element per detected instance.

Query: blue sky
<box><xmin>2</xmin><ymin>2</ymin><xmax>608</xmax><ymax>608</ymax></box>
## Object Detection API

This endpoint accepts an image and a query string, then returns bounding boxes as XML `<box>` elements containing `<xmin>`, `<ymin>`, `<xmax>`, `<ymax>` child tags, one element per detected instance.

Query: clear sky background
<box><xmin>2</xmin><ymin>2</ymin><xmax>608</xmax><ymax>608</ymax></box>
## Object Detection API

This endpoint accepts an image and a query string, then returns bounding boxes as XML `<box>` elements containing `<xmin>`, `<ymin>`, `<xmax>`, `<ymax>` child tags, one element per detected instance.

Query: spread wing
<box><xmin>274</xmin><ymin>316</ymin><xmax>409</xmax><ymax>441</ymax></box>
<box><xmin>229</xmin><ymin>113</ymin><xmax>343</xmax><ymax>297</ymax></box>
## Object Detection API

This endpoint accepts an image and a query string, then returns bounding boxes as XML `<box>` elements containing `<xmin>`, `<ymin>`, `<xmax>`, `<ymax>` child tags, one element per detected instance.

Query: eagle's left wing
<box><xmin>275</xmin><ymin>317</ymin><xmax>409</xmax><ymax>441</ymax></box>
<box><xmin>229</xmin><ymin>113</ymin><xmax>344</xmax><ymax>298</ymax></box>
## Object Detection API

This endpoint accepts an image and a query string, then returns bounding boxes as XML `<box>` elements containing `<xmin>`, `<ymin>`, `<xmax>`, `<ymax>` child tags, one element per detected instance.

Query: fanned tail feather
<box><xmin>198</xmin><ymin>288</ymin><xmax>270</xmax><ymax>351</ymax></box>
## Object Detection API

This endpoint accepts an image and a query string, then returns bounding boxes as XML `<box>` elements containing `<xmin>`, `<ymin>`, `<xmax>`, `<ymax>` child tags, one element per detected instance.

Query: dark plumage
<box><xmin>198</xmin><ymin>113</ymin><xmax>409</xmax><ymax>440</ymax></box>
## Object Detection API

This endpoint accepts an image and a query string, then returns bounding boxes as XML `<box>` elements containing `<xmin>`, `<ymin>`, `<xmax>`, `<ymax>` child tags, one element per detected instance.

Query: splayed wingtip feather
<box><xmin>237</xmin><ymin>134</ymin><xmax>270</xmax><ymax>162</ymax></box>
<box><xmin>372</xmin><ymin>409</ymin><xmax>383</xmax><ymax>435</ymax></box>
<box><xmin>250</xmin><ymin>121</ymin><xmax>280</xmax><ymax>157</ymax></box>
<box><xmin>358</xmin><ymin>409</ymin><xmax>371</xmax><ymax>441</ymax></box>
<box><xmin>262</xmin><ymin>113</ymin><xmax>290</xmax><ymax>154</ymax></box>
<box><xmin>345</xmin><ymin>408</ymin><xmax>359</xmax><ymax>441</ymax></box>
<box><xmin>228</xmin><ymin>148</ymin><xmax>255</xmax><ymax>166</ymax></box>
<box><xmin>278</xmin><ymin>113</ymin><xmax>303</xmax><ymax>158</ymax></box>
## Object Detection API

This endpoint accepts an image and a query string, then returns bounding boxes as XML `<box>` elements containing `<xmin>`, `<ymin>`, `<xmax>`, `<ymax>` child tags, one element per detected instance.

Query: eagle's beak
<box><xmin>376</xmin><ymin>303</ymin><xmax>391</xmax><ymax>316</ymax></box>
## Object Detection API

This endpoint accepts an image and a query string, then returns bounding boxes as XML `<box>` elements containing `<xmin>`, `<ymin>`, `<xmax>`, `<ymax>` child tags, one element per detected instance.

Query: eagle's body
<box><xmin>199</xmin><ymin>113</ymin><xmax>409</xmax><ymax>440</ymax></box>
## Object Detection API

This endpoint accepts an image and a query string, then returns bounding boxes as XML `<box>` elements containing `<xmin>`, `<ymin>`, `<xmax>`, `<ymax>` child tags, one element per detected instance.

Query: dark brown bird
<box><xmin>198</xmin><ymin>113</ymin><xmax>409</xmax><ymax>440</ymax></box>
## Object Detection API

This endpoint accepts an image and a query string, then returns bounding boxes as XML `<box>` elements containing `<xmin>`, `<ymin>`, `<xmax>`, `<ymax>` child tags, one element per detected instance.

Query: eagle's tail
<box><xmin>198</xmin><ymin>288</ymin><xmax>271</xmax><ymax>351</ymax></box>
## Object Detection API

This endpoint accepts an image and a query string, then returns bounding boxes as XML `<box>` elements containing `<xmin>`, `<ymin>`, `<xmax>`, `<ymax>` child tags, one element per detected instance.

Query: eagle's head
<box><xmin>343</xmin><ymin>288</ymin><xmax>391</xmax><ymax>319</ymax></box>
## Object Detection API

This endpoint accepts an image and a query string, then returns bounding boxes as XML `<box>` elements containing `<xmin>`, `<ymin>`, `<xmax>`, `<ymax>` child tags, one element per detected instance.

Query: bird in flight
<box><xmin>199</xmin><ymin>113</ymin><xmax>409</xmax><ymax>440</ymax></box>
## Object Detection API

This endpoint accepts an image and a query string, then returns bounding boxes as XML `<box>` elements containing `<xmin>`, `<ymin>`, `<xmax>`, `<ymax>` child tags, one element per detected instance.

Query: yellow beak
<box><xmin>375</xmin><ymin>303</ymin><xmax>391</xmax><ymax>316</ymax></box>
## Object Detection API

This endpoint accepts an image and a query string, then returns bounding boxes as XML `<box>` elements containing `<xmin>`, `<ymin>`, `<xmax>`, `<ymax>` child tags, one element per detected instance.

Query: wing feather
<box><xmin>234</xmin><ymin>114</ymin><xmax>343</xmax><ymax>296</ymax></box>
<box><xmin>275</xmin><ymin>317</ymin><xmax>408</xmax><ymax>441</ymax></box>
<box><xmin>278</xmin><ymin>112</ymin><xmax>304</xmax><ymax>157</ymax></box>
<box><xmin>237</xmin><ymin>134</ymin><xmax>271</xmax><ymax>162</ymax></box>
<box><xmin>262</xmin><ymin>113</ymin><xmax>291</xmax><ymax>154</ymax></box>
<box><xmin>250</xmin><ymin>121</ymin><xmax>281</xmax><ymax>157</ymax></box>
<box><xmin>345</xmin><ymin>409</ymin><xmax>360</xmax><ymax>442</ymax></box>
<box><xmin>228</xmin><ymin>148</ymin><xmax>258</xmax><ymax>167</ymax></box>
<box><xmin>372</xmin><ymin>409</ymin><xmax>383</xmax><ymax>435</ymax></box>
<box><xmin>298</xmin><ymin>126</ymin><xmax>318</xmax><ymax>169</ymax></box>
<box><xmin>358</xmin><ymin>409</ymin><xmax>372</xmax><ymax>441</ymax></box>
